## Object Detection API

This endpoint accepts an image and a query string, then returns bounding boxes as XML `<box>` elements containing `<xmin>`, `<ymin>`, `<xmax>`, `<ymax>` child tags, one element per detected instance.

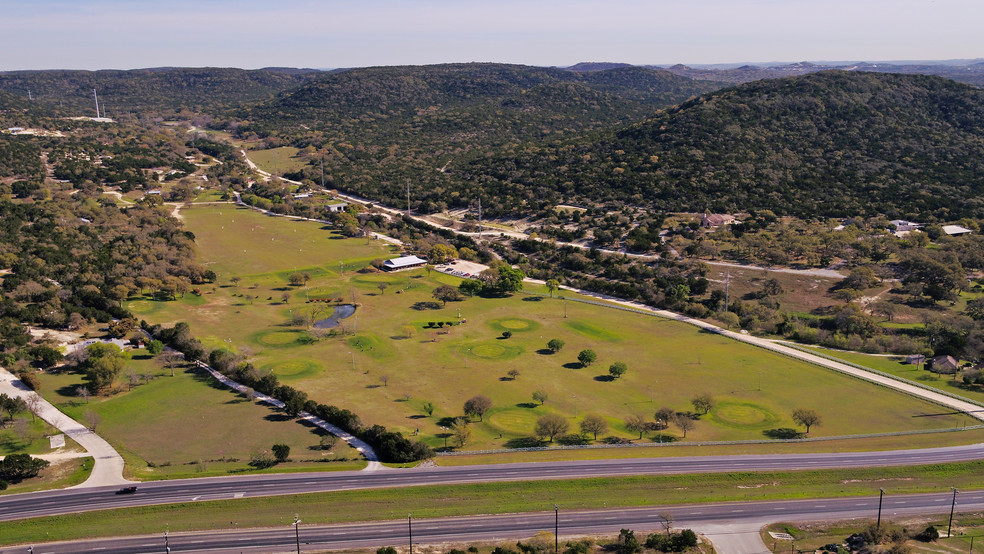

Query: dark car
<box><xmin>115</xmin><ymin>486</ymin><xmax>138</xmax><ymax>495</ymax></box>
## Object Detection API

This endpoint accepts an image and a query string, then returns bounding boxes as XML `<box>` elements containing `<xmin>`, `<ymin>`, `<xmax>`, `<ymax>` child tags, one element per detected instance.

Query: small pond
<box><xmin>313</xmin><ymin>304</ymin><xmax>356</xmax><ymax>328</ymax></box>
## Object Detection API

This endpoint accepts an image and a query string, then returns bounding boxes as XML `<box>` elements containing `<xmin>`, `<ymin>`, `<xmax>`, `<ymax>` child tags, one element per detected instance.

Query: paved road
<box><xmin>4</xmin><ymin>490</ymin><xmax>982</xmax><ymax>554</ymax></box>
<box><xmin>3</xmin><ymin>442</ymin><xmax>984</xmax><ymax>522</ymax></box>
<box><xmin>0</xmin><ymin>368</ymin><xmax>130</xmax><ymax>488</ymax></box>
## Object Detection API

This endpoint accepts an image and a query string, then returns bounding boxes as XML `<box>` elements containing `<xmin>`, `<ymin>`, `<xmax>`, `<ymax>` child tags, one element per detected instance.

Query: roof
<box><xmin>942</xmin><ymin>225</ymin><xmax>973</xmax><ymax>236</ymax></box>
<box><xmin>383</xmin><ymin>255</ymin><xmax>427</xmax><ymax>269</ymax></box>
<box><xmin>930</xmin><ymin>355</ymin><xmax>959</xmax><ymax>370</ymax></box>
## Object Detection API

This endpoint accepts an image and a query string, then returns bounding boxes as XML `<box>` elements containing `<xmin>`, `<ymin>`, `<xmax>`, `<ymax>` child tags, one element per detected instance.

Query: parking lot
<box><xmin>434</xmin><ymin>259</ymin><xmax>489</xmax><ymax>279</ymax></box>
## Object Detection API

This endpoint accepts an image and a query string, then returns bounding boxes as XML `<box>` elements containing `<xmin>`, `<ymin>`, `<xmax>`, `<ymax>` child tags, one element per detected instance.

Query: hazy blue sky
<box><xmin>1</xmin><ymin>0</ymin><xmax>981</xmax><ymax>71</ymax></box>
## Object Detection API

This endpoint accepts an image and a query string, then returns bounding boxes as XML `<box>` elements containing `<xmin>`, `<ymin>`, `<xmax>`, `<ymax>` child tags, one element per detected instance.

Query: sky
<box><xmin>1</xmin><ymin>0</ymin><xmax>982</xmax><ymax>71</ymax></box>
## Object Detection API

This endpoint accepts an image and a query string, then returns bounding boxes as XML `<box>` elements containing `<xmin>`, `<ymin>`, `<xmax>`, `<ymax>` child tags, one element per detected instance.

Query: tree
<box><xmin>792</xmin><ymin>408</ymin><xmax>822</xmax><ymax>434</ymax></box>
<box><xmin>608</xmin><ymin>361</ymin><xmax>627</xmax><ymax>379</ymax></box>
<box><xmin>534</xmin><ymin>413</ymin><xmax>569</xmax><ymax>442</ymax></box>
<box><xmin>545</xmin><ymin>279</ymin><xmax>560</xmax><ymax>297</ymax></box>
<box><xmin>580</xmin><ymin>414</ymin><xmax>607</xmax><ymax>440</ymax></box>
<box><xmin>84</xmin><ymin>409</ymin><xmax>102</xmax><ymax>431</ymax></box>
<box><xmin>272</xmin><ymin>444</ymin><xmax>290</xmax><ymax>463</ymax></box>
<box><xmin>377</xmin><ymin>282</ymin><xmax>388</xmax><ymax>295</ymax></box>
<box><xmin>458</xmin><ymin>279</ymin><xmax>484</xmax><ymax>297</ymax></box>
<box><xmin>432</xmin><ymin>285</ymin><xmax>462</xmax><ymax>306</ymax></box>
<box><xmin>75</xmin><ymin>385</ymin><xmax>90</xmax><ymax>404</ymax></box>
<box><xmin>428</xmin><ymin>243</ymin><xmax>458</xmax><ymax>263</ymax></box>
<box><xmin>319</xmin><ymin>434</ymin><xmax>338</xmax><ymax>451</ymax></box>
<box><xmin>379</xmin><ymin>374</ymin><xmax>390</xmax><ymax>387</ymax></box>
<box><xmin>25</xmin><ymin>394</ymin><xmax>43</xmax><ymax>422</ymax></box>
<box><xmin>532</xmin><ymin>389</ymin><xmax>548</xmax><ymax>405</ymax></box>
<box><xmin>159</xmin><ymin>350</ymin><xmax>183</xmax><ymax>377</ymax></box>
<box><xmin>0</xmin><ymin>453</ymin><xmax>49</xmax><ymax>482</ymax></box>
<box><xmin>463</xmin><ymin>395</ymin><xmax>492</xmax><ymax>421</ymax></box>
<box><xmin>421</xmin><ymin>401</ymin><xmax>435</xmax><ymax>416</ymax></box>
<box><xmin>507</xmin><ymin>369</ymin><xmax>520</xmax><ymax>380</ymax></box>
<box><xmin>288</xmin><ymin>272</ymin><xmax>310</xmax><ymax>287</ymax></box>
<box><xmin>452</xmin><ymin>417</ymin><xmax>471</xmax><ymax>447</ymax></box>
<box><xmin>146</xmin><ymin>340</ymin><xmax>164</xmax><ymax>355</ymax></box>
<box><xmin>691</xmin><ymin>393</ymin><xmax>714</xmax><ymax>415</ymax></box>
<box><xmin>761</xmin><ymin>278</ymin><xmax>784</xmax><ymax>297</ymax></box>
<box><xmin>577</xmin><ymin>349</ymin><xmax>597</xmax><ymax>367</ymax></box>
<box><xmin>281</xmin><ymin>292</ymin><xmax>291</xmax><ymax>304</ymax></box>
<box><xmin>501</xmin><ymin>330</ymin><xmax>512</xmax><ymax>339</ymax></box>
<box><xmin>675</xmin><ymin>415</ymin><xmax>695</xmax><ymax>438</ymax></box>
<box><xmin>654</xmin><ymin>407</ymin><xmax>675</xmax><ymax>429</ymax></box>
<box><xmin>625</xmin><ymin>415</ymin><xmax>647</xmax><ymax>439</ymax></box>
<box><xmin>547</xmin><ymin>339</ymin><xmax>565</xmax><ymax>353</ymax></box>
<box><xmin>615</xmin><ymin>529</ymin><xmax>641</xmax><ymax>554</ymax></box>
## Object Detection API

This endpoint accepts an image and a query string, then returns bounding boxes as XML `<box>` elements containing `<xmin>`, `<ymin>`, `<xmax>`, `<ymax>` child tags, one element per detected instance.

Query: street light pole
<box><xmin>563</xmin><ymin>298</ymin><xmax>567</xmax><ymax>318</ymax></box>
<box><xmin>293</xmin><ymin>515</ymin><xmax>301</xmax><ymax>554</ymax></box>
<box><xmin>876</xmin><ymin>489</ymin><xmax>884</xmax><ymax>531</ymax></box>
<box><xmin>408</xmin><ymin>514</ymin><xmax>413</xmax><ymax>554</ymax></box>
<box><xmin>349</xmin><ymin>351</ymin><xmax>355</xmax><ymax>371</ymax></box>
<box><xmin>948</xmin><ymin>487</ymin><xmax>958</xmax><ymax>538</ymax></box>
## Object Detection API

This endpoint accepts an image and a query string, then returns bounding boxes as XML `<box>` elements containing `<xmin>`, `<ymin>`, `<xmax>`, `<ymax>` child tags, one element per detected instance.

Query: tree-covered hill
<box><xmin>461</xmin><ymin>71</ymin><xmax>984</xmax><ymax>220</ymax></box>
<box><xmin>239</xmin><ymin>63</ymin><xmax>722</xmax><ymax>214</ymax></box>
<box><xmin>0</xmin><ymin>68</ymin><xmax>322</xmax><ymax>115</ymax></box>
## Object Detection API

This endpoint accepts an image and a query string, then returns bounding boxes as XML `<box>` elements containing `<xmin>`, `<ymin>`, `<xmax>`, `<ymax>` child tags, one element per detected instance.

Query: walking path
<box><xmin>0</xmin><ymin>368</ymin><xmax>131</xmax><ymax>488</ymax></box>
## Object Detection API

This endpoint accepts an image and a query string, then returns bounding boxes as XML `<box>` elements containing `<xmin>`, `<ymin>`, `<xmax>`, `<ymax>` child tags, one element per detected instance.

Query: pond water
<box><xmin>313</xmin><ymin>304</ymin><xmax>356</xmax><ymax>328</ymax></box>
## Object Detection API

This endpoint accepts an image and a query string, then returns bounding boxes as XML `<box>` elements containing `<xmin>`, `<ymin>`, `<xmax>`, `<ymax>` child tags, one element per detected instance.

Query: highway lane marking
<box><xmin>192</xmin><ymin>496</ymin><xmax>201</xmax><ymax>501</ymax></box>
<box><xmin>234</xmin><ymin>492</ymin><xmax>244</xmax><ymax>498</ymax></box>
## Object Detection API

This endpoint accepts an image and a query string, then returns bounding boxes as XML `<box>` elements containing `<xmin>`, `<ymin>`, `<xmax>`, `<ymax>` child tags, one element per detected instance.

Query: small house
<box><xmin>905</xmin><ymin>354</ymin><xmax>926</xmax><ymax>366</ymax></box>
<box><xmin>929</xmin><ymin>355</ymin><xmax>959</xmax><ymax>373</ymax></box>
<box><xmin>326</xmin><ymin>202</ymin><xmax>349</xmax><ymax>213</ymax></box>
<box><xmin>700</xmin><ymin>213</ymin><xmax>736</xmax><ymax>228</ymax></box>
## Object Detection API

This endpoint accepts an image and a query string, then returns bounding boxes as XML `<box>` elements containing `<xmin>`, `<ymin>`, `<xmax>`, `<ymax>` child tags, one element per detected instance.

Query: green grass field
<box><xmin>247</xmin><ymin>146</ymin><xmax>308</xmax><ymax>175</ymax></box>
<box><xmin>3</xmin><ymin>460</ymin><xmax>984</xmax><ymax>545</ymax></box>
<box><xmin>122</xmin><ymin>204</ymin><xmax>979</xmax><ymax>454</ymax></box>
<box><xmin>799</xmin><ymin>346</ymin><xmax>984</xmax><ymax>405</ymax></box>
<box><xmin>36</xmin><ymin>355</ymin><xmax>362</xmax><ymax>480</ymax></box>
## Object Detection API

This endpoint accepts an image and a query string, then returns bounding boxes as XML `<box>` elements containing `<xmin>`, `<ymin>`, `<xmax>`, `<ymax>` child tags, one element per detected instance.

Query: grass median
<box><xmin>4</xmin><ymin>461</ymin><xmax>984</xmax><ymax>545</ymax></box>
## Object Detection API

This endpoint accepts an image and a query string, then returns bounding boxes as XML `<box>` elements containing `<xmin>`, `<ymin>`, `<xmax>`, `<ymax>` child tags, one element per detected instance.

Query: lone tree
<box><xmin>377</xmin><ymin>282</ymin><xmax>388</xmax><ymax>295</ymax></box>
<box><xmin>792</xmin><ymin>408</ymin><xmax>822</xmax><ymax>434</ymax></box>
<box><xmin>463</xmin><ymin>395</ymin><xmax>493</xmax><ymax>421</ymax></box>
<box><xmin>654</xmin><ymin>407</ymin><xmax>675</xmax><ymax>429</ymax></box>
<box><xmin>532</xmin><ymin>389</ymin><xmax>548</xmax><ymax>405</ymax></box>
<box><xmin>547</xmin><ymin>339</ymin><xmax>565</xmax><ymax>353</ymax></box>
<box><xmin>577</xmin><ymin>349</ymin><xmax>597</xmax><ymax>367</ymax></box>
<box><xmin>545</xmin><ymin>279</ymin><xmax>560</xmax><ymax>297</ymax></box>
<box><xmin>580</xmin><ymin>414</ymin><xmax>608</xmax><ymax>440</ymax></box>
<box><xmin>452</xmin><ymin>417</ymin><xmax>471</xmax><ymax>447</ymax></box>
<box><xmin>625</xmin><ymin>414</ymin><xmax>647</xmax><ymax>439</ymax></box>
<box><xmin>272</xmin><ymin>444</ymin><xmax>290</xmax><ymax>463</ymax></box>
<box><xmin>691</xmin><ymin>393</ymin><xmax>714</xmax><ymax>415</ymax></box>
<box><xmin>432</xmin><ymin>285</ymin><xmax>462</xmax><ymax>306</ymax></box>
<box><xmin>507</xmin><ymin>369</ymin><xmax>520</xmax><ymax>380</ymax></box>
<box><xmin>609</xmin><ymin>361</ymin><xmax>627</xmax><ymax>379</ymax></box>
<box><xmin>534</xmin><ymin>413</ymin><xmax>569</xmax><ymax>443</ymax></box>
<box><xmin>675</xmin><ymin>415</ymin><xmax>695</xmax><ymax>438</ymax></box>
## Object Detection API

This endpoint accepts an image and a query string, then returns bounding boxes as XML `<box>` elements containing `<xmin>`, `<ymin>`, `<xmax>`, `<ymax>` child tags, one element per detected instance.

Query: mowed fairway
<box><xmin>37</xmin><ymin>356</ymin><xmax>362</xmax><ymax>480</ymax></box>
<box><xmin>133</xmin><ymin>204</ymin><xmax>978</xmax><ymax>453</ymax></box>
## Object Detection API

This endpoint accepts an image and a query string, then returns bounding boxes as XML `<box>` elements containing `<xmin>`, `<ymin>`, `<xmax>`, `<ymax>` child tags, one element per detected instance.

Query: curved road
<box><xmin>4</xmin><ymin>490</ymin><xmax>983</xmax><ymax>554</ymax></box>
<box><xmin>3</xmin><ymin>442</ymin><xmax>984</xmax><ymax>522</ymax></box>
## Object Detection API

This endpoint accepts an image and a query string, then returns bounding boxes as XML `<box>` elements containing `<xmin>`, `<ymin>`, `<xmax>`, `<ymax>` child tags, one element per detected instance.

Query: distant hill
<box><xmin>459</xmin><ymin>71</ymin><xmax>984</xmax><ymax>220</ymax></box>
<box><xmin>242</xmin><ymin>63</ymin><xmax>723</xmax><ymax>213</ymax></box>
<box><xmin>661</xmin><ymin>60</ymin><xmax>984</xmax><ymax>87</ymax></box>
<box><xmin>0</xmin><ymin>68</ymin><xmax>323</xmax><ymax>114</ymax></box>
<box><xmin>562</xmin><ymin>62</ymin><xmax>635</xmax><ymax>72</ymax></box>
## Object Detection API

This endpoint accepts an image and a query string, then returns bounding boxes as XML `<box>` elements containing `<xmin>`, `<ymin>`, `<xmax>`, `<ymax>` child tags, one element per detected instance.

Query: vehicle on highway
<box><xmin>115</xmin><ymin>486</ymin><xmax>138</xmax><ymax>495</ymax></box>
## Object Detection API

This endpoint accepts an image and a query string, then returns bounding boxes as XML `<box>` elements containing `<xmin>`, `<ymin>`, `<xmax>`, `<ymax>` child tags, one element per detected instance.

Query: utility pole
<box><xmin>876</xmin><ymin>488</ymin><xmax>884</xmax><ymax>531</ymax></box>
<box><xmin>554</xmin><ymin>505</ymin><xmax>559</xmax><ymax>554</ymax></box>
<box><xmin>725</xmin><ymin>269</ymin><xmax>730</xmax><ymax>308</ymax></box>
<box><xmin>406</xmin><ymin>179</ymin><xmax>411</xmax><ymax>217</ymax></box>
<box><xmin>478</xmin><ymin>198</ymin><xmax>483</xmax><ymax>238</ymax></box>
<box><xmin>948</xmin><ymin>487</ymin><xmax>958</xmax><ymax>538</ymax></box>
<box><xmin>320</xmin><ymin>157</ymin><xmax>325</xmax><ymax>189</ymax></box>
<box><xmin>92</xmin><ymin>89</ymin><xmax>100</xmax><ymax>118</ymax></box>
<box><xmin>28</xmin><ymin>89</ymin><xmax>32</xmax><ymax>101</ymax></box>
<box><xmin>408</xmin><ymin>514</ymin><xmax>413</xmax><ymax>554</ymax></box>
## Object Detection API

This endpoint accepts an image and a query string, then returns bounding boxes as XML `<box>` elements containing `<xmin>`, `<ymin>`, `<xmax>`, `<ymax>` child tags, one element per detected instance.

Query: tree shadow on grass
<box><xmin>562</xmin><ymin>362</ymin><xmax>583</xmax><ymax>369</ymax></box>
<box><xmin>407</xmin><ymin>414</ymin><xmax>427</xmax><ymax>420</ymax></box>
<box><xmin>593</xmin><ymin>374</ymin><xmax>615</xmax><ymax>382</ymax></box>
<box><xmin>436</xmin><ymin>416</ymin><xmax>457</xmax><ymax>428</ymax></box>
<box><xmin>499</xmin><ymin>376</ymin><xmax>515</xmax><ymax>381</ymax></box>
<box><xmin>522</xmin><ymin>296</ymin><xmax>543</xmax><ymax>302</ymax></box>
<box><xmin>264</xmin><ymin>413</ymin><xmax>293</xmax><ymax>423</ymax></box>
<box><xmin>536</xmin><ymin>349</ymin><xmax>554</xmax><ymax>355</ymax></box>
<box><xmin>505</xmin><ymin>436</ymin><xmax>545</xmax><ymax>449</ymax></box>
<box><xmin>515</xmin><ymin>402</ymin><xmax>537</xmax><ymax>409</ymax></box>
<box><xmin>763</xmin><ymin>428</ymin><xmax>804</xmax><ymax>439</ymax></box>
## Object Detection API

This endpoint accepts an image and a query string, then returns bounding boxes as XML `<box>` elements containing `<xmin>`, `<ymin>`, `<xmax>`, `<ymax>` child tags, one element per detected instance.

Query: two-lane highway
<box><xmin>3</xmin><ymin>442</ymin><xmax>984</xmax><ymax>521</ymax></box>
<box><xmin>5</xmin><ymin>490</ymin><xmax>983</xmax><ymax>553</ymax></box>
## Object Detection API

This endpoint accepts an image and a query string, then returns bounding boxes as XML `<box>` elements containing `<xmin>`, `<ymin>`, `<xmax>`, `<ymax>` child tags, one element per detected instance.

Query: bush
<box><xmin>914</xmin><ymin>525</ymin><xmax>939</xmax><ymax>542</ymax></box>
<box><xmin>272</xmin><ymin>444</ymin><xmax>290</xmax><ymax>463</ymax></box>
<box><xmin>502</xmin><ymin>330</ymin><xmax>512</xmax><ymax>339</ymax></box>
<box><xmin>377</xmin><ymin>548</ymin><xmax>397</xmax><ymax>554</ymax></box>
